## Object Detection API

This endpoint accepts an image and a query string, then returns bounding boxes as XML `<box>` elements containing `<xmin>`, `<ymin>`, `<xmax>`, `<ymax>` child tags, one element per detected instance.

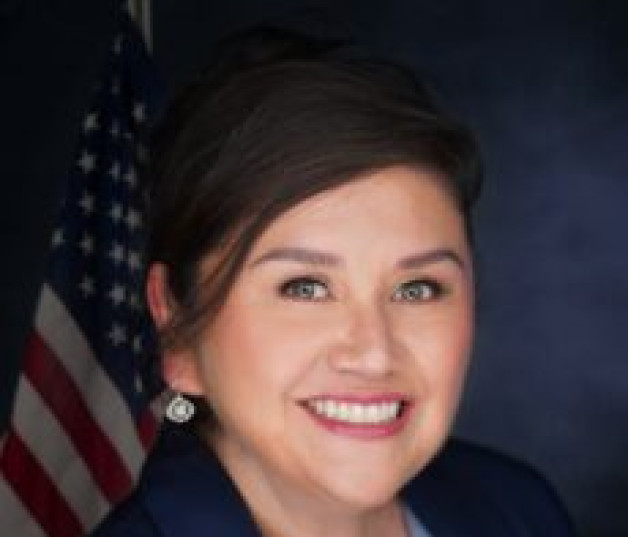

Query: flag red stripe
<box><xmin>23</xmin><ymin>332</ymin><xmax>133</xmax><ymax>502</ymax></box>
<box><xmin>1</xmin><ymin>431</ymin><xmax>83</xmax><ymax>537</ymax></box>
<box><xmin>137</xmin><ymin>408</ymin><xmax>158</xmax><ymax>450</ymax></box>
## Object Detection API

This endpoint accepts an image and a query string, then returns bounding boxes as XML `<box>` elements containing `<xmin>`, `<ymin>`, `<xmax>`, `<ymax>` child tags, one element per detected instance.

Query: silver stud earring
<box><xmin>165</xmin><ymin>393</ymin><xmax>195</xmax><ymax>423</ymax></box>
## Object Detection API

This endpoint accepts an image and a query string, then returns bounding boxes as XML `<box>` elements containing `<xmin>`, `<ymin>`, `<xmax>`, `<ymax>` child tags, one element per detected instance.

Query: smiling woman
<box><xmin>90</xmin><ymin>26</ymin><xmax>575</xmax><ymax>537</ymax></box>
<box><xmin>169</xmin><ymin>166</ymin><xmax>474</xmax><ymax>525</ymax></box>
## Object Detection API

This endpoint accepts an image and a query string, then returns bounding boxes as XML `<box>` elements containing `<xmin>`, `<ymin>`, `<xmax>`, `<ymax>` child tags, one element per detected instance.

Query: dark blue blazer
<box><xmin>91</xmin><ymin>425</ymin><xmax>576</xmax><ymax>536</ymax></box>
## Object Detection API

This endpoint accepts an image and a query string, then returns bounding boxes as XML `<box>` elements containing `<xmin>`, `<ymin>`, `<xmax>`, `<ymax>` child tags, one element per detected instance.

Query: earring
<box><xmin>165</xmin><ymin>393</ymin><xmax>195</xmax><ymax>423</ymax></box>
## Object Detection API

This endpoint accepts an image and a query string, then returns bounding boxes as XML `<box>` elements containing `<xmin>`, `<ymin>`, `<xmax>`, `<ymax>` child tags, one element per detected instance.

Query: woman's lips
<box><xmin>300</xmin><ymin>394</ymin><xmax>413</xmax><ymax>440</ymax></box>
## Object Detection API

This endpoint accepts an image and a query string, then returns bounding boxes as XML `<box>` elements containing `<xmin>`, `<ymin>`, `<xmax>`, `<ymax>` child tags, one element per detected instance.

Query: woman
<box><xmin>91</xmin><ymin>27</ymin><xmax>575</xmax><ymax>537</ymax></box>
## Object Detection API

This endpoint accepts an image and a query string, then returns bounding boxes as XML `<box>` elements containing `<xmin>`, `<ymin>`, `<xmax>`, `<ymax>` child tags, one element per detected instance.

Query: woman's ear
<box><xmin>162</xmin><ymin>352</ymin><xmax>204</xmax><ymax>396</ymax></box>
<box><xmin>146</xmin><ymin>263</ymin><xmax>204</xmax><ymax>396</ymax></box>
<box><xmin>146</xmin><ymin>263</ymin><xmax>173</xmax><ymax>328</ymax></box>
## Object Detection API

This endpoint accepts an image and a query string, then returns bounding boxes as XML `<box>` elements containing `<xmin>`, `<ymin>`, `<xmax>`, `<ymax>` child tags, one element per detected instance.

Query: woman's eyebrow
<box><xmin>250</xmin><ymin>246</ymin><xmax>466</xmax><ymax>271</ymax></box>
<box><xmin>397</xmin><ymin>248</ymin><xmax>467</xmax><ymax>271</ymax></box>
<box><xmin>249</xmin><ymin>247</ymin><xmax>343</xmax><ymax>268</ymax></box>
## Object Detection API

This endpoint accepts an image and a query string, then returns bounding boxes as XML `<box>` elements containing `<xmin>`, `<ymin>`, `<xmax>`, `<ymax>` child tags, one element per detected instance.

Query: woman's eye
<box><xmin>391</xmin><ymin>279</ymin><xmax>443</xmax><ymax>302</ymax></box>
<box><xmin>279</xmin><ymin>277</ymin><xmax>330</xmax><ymax>301</ymax></box>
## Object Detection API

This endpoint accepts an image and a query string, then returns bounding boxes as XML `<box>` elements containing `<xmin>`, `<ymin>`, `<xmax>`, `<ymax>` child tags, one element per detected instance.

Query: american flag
<box><xmin>0</xmin><ymin>15</ymin><xmax>164</xmax><ymax>537</ymax></box>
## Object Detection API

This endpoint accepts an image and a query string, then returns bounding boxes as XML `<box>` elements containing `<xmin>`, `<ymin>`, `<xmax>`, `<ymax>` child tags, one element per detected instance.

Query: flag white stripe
<box><xmin>0</xmin><ymin>477</ymin><xmax>47</xmax><ymax>537</ymax></box>
<box><xmin>12</xmin><ymin>377</ymin><xmax>110</xmax><ymax>529</ymax></box>
<box><xmin>35</xmin><ymin>284</ymin><xmax>145</xmax><ymax>477</ymax></box>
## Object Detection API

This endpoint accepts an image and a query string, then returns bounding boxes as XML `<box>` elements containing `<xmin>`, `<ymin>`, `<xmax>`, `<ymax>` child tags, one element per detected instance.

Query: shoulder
<box><xmin>403</xmin><ymin>438</ymin><xmax>576</xmax><ymax>536</ymax></box>
<box><xmin>435</xmin><ymin>438</ymin><xmax>562</xmax><ymax>497</ymax></box>
<box><xmin>89</xmin><ymin>492</ymin><xmax>159</xmax><ymax>537</ymax></box>
<box><xmin>89</xmin><ymin>424</ymin><xmax>262</xmax><ymax>537</ymax></box>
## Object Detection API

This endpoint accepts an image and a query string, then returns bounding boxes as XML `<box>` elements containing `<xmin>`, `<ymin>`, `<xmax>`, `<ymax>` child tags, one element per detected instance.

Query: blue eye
<box><xmin>392</xmin><ymin>279</ymin><xmax>443</xmax><ymax>302</ymax></box>
<box><xmin>280</xmin><ymin>277</ymin><xmax>330</xmax><ymax>301</ymax></box>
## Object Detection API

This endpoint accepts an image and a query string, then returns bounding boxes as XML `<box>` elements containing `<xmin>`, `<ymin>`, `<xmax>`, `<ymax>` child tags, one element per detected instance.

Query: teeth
<box><xmin>308</xmin><ymin>399</ymin><xmax>401</xmax><ymax>424</ymax></box>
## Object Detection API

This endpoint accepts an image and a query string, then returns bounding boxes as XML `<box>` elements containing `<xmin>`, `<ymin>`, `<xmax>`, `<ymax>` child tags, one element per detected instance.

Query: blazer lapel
<box><xmin>402</xmin><ymin>468</ymin><xmax>474</xmax><ymax>537</ymax></box>
<box><xmin>139</xmin><ymin>425</ymin><xmax>263</xmax><ymax>537</ymax></box>
<box><xmin>401</xmin><ymin>440</ymin><xmax>529</xmax><ymax>537</ymax></box>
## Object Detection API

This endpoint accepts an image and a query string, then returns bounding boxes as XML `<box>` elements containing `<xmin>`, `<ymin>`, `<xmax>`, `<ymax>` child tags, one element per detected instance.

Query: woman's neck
<box><xmin>253</xmin><ymin>496</ymin><xmax>408</xmax><ymax>537</ymax></box>
<box><xmin>207</xmin><ymin>431</ymin><xmax>409</xmax><ymax>537</ymax></box>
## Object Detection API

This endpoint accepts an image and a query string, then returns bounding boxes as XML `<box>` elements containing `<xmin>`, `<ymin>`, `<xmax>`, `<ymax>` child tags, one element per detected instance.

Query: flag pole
<box><xmin>127</xmin><ymin>0</ymin><xmax>152</xmax><ymax>51</ymax></box>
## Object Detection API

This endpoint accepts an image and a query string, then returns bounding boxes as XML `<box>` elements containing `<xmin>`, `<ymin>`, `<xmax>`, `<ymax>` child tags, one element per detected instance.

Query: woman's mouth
<box><xmin>306</xmin><ymin>399</ymin><xmax>402</xmax><ymax>424</ymax></box>
<box><xmin>300</xmin><ymin>395</ymin><xmax>412</xmax><ymax>439</ymax></box>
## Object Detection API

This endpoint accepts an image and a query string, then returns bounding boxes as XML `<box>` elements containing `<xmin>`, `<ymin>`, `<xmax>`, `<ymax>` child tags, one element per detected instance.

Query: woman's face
<box><xmin>160</xmin><ymin>165</ymin><xmax>474</xmax><ymax>513</ymax></box>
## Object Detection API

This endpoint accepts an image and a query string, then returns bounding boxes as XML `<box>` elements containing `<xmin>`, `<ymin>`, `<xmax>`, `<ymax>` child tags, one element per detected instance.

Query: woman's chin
<box><xmin>311</xmin><ymin>468</ymin><xmax>407</xmax><ymax>513</ymax></box>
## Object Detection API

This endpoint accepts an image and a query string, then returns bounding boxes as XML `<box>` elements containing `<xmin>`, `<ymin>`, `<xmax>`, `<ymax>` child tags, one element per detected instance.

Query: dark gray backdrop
<box><xmin>1</xmin><ymin>1</ymin><xmax>626</xmax><ymax>536</ymax></box>
<box><xmin>0</xmin><ymin>0</ymin><xmax>119</xmax><ymax>438</ymax></box>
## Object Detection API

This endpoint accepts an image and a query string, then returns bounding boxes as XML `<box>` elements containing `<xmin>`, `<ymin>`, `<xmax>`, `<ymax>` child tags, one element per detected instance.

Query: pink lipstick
<box><xmin>300</xmin><ymin>394</ymin><xmax>413</xmax><ymax>440</ymax></box>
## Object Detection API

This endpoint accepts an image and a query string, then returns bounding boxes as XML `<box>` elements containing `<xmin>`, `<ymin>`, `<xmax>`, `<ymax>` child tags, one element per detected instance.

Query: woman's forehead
<box><xmin>244</xmin><ymin>166</ymin><xmax>467</xmax><ymax>259</ymax></box>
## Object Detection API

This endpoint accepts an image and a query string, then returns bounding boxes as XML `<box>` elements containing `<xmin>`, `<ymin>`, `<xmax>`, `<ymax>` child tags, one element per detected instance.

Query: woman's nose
<box><xmin>326</xmin><ymin>303</ymin><xmax>398</xmax><ymax>377</ymax></box>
